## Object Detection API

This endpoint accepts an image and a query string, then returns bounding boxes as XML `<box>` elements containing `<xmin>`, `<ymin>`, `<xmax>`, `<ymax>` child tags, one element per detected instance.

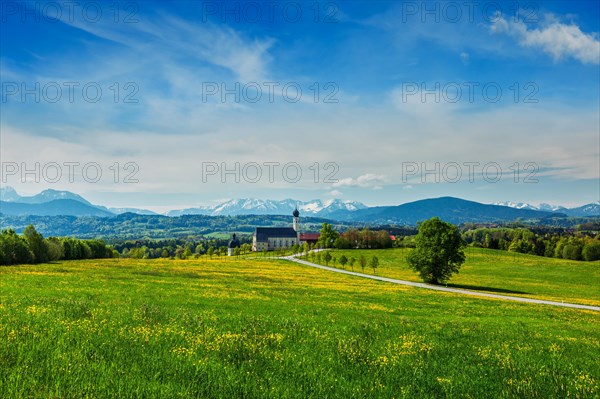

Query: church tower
<box><xmin>227</xmin><ymin>233</ymin><xmax>240</xmax><ymax>256</ymax></box>
<box><xmin>292</xmin><ymin>206</ymin><xmax>300</xmax><ymax>232</ymax></box>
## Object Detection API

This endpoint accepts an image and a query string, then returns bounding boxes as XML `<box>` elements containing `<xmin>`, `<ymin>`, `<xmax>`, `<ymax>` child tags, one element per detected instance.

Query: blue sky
<box><xmin>1</xmin><ymin>0</ymin><xmax>599</xmax><ymax>211</ymax></box>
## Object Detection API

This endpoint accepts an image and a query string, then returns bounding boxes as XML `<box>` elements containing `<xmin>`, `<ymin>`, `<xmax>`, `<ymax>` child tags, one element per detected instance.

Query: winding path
<box><xmin>282</xmin><ymin>255</ymin><xmax>600</xmax><ymax>312</ymax></box>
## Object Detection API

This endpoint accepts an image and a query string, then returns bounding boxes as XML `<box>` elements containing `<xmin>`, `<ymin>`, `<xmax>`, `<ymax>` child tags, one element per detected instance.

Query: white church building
<box><xmin>252</xmin><ymin>208</ymin><xmax>301</xmax><ymax>251</ymax></box>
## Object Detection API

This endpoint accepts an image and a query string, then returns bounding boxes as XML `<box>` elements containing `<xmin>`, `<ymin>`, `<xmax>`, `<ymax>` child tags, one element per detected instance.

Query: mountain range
<box><xmin>326</xmin><ymin>197</ymin><xmax>562</xmax><ymax>225</ymax></box>
<box><xmin>0</xmin><ymin>186</ymin><xmax>91</xmax><ymax>205</ymax></box>
<box><xmin>165</xmin><ymin>198</ymin><xmax>367</xmax><ymax>217</ymax></box>
<box><xmin>0</xmin><ymin>187</ymin><xmax>365</xmax><ymax>217</ymax></box>
<box><xmin>0</xmin><ymin>187</ymin><xmax>153</xmax><ymax>217</ymax></box>
<box><xmin>493</xmin><ymin>201</ymin><xmax>567</xmax><ymax>212</ymax></box>
<box><xmin>0</xmin><ymin>186</ymin><xmax>598</xmax><ymax>224</ymax></box>
<box><xmin>492</xmin><ymin>201</ymin><xmax>600</xmax><ymax>217</ymax></box>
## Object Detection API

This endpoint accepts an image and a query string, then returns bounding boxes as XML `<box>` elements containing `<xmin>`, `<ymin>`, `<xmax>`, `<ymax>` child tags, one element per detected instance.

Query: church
<box><xmin>252</xmin><ymin>208</ymin><xmax>319</xmax><ymax>251</ymax></box>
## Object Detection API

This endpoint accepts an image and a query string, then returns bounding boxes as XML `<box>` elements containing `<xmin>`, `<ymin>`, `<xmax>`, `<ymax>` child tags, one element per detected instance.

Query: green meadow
<box><xmin>303</xmin><ymin>247</ymin><xmax>600</xmax><ymax>307</ymax></box>
<box><xmin>1</xmin><ymin>257</ymin><xmax>598</xmax><ymax>398</ymax></box>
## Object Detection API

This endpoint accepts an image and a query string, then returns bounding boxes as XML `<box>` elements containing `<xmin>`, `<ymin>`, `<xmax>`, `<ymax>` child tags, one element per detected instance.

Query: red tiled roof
<box><xmin>299</xmin><ymin>233</ymin><xmax>320</xmax><ymax>240</ymax></box>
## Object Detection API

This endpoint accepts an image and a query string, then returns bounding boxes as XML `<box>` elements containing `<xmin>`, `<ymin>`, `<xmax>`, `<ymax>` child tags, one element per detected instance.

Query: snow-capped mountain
<box><xmin>493</xmin><ymin>201</ymin><xmax>539</xmax><ymax>210</ymax></box>
<box><xmin>27</xmin><ymin>189</ymin><xmax>92</xmax><ymax>205</ymax></box>
<box><xmin>2</xmin><ymin>187</ymin><xmax>366</xmax><ymax>217</ymax></box>
<box><xmin>167</xmin><ymin>198</ymin><xmax>368</xmax><ymax>217</ymax></box>
<box><xmin>0</xmin><ymin>186</ymin><xmax>91</xmax><ymax>205</ymax></box>
<box><xmin>566</xmin><ymin>202</ymin><xmax>600</xmax><ymax>217</ymax></box>
<box><xmin>0</xmin><ymin>186</ymin><xmax>20</xmax><ymax>202</ymax></box>
<box><xmin>1</xmin><ymin>186</ymin><xmax>155</xmax><ymax>216</ymax></box>
<box><xmin>494</xmin><ymin>201</ymin><xmax>598</xmax><ymax>216</ymax></box>
<box><xmin>2</xmin><ymin>185</ymin><xmax>596</xmax><ymax>219</ymax></box>
<box><xmin>537</xmin><ymin>203</ymin><xmax>568</xmax><ymax>212</ymax></box>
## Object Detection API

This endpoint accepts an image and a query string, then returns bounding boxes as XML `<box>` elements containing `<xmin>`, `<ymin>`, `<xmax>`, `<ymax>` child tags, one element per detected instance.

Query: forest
<box><xmin>0</xmin><ymin>226</ymin><xmax>115</xmax><ymax>265</ymax></box>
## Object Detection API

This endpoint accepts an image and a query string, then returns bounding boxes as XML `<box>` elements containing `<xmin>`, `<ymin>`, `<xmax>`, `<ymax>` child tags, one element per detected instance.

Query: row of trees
<box><xmin>462</xmin><ymin>227</ymin><xmax>600</xmax><ymax>261</ymax></box>
<box><xmin>0</xmin><ymin>213</ymin><xmax>331</xmax><ymax>240</ymax></box>
<box><xmin>308</xmin><ymin>250</ymin><xmax>380</xmax><ymax>273</ymax></box>
<box><xmin>314</xmin><ymin>218</ymin><xmax>466</xmax><ymax>285</ymax></box>
<box><xmin>317</xmin><ymin>224</ymin><xmax>394</xmax><ymax>249</ymax></box>
<box><xmin>0</xmin><ymin>226</ymin><xmax>115</xmax><ymax>265</ymax></box>
<box><xmin>112</xmin><ymin>237</ymin><xmax>253</xmax><ymax>259</ymax></box>
<box><xmin>334</xmin><ymin>228</ymin><xmax>393</xmax><ymax>249</ymax></box>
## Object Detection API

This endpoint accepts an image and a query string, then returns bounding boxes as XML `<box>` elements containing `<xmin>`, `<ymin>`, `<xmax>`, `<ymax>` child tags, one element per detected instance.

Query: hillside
<box><xmin>0</xmin><ymin>213</ymin><xmax>338</xmax><ymax>239</ymax></box>
<box><xmin>0</xmin><ymin>199</ymin><xmax>113</xmax><ymax>217</ymax></box>
<box><xmin>328</xmin><ymin>197</ymin><xmax>562</xmax><ymax>224</ymax></box>
<box><xmin>1</xmin><ymin>257</ymin><xmax>598</xmax><ymax>398</ymax></box>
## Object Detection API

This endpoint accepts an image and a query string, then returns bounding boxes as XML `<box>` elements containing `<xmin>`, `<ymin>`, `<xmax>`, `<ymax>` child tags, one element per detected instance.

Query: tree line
<box><xmin>316</xmin><ymin>224</ymin><xmax>394</xmax><ymax>249</ymax></box>
<box><xmin>0</xmin><ymin>226</ymin><xmax>115</xmax><ymax>265</ymax></box>
<box><xmin>307</xmin><ymin>250</ymin><xmax>381</xmax><ymax>274</ymax></box>
<box><xmin>316</xmin><ymin>222</ymin><xmax>600</xmax><ymax>263</ymax></box>
<box><xmin>461</xmin><ymin>227</ymin><xmax>600</xmax><ymax>261</ymax></box>
<box><xmin>113</xmin><ymin>237</ymin><xmax>253</xmax><ymax>259</ymax></box>
<box><xmin>0</xmin><ymin>213</ymin><xmax>336</xmax><ymax>240</ymax></box>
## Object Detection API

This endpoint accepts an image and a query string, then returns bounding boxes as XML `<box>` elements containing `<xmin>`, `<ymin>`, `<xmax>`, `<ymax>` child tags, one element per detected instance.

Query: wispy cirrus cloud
<box><xmin>2</xmin><ymin>2</ymin><xmax>598</xmax><ymax>207</ymax></box>
<box><xmin>2</xmin><ymin>9</ymin><xmax>278</xmax><ymax>138</ymax></box>
<box><xmin>58</xmin><ymin>11</ymin><xmax>275</xmax><ymax>83</ymax></box>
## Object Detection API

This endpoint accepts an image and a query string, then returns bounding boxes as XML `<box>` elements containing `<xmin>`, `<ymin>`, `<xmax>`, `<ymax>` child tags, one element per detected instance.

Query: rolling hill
<box><xmin>327</xmin><ymin>197</ymin><xmax>563</xmax><ymax>224</ymax></box>
<box><xmin>0</xmin><ymin>187</ymin><xmax>597</xmax><ymax>229</ymax></box>
<box><xmin>0</xmin><ymin>199</ymin><xmax>113</xmax><ymax>217</ymax></box>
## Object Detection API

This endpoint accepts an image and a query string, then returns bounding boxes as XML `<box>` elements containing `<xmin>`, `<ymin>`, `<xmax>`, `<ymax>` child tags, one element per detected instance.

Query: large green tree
<box><xmin>318</xmin><ymin>223</ymin><xmax>339</xmax><ymax>248</ymax></box>
<box><xmin>407</xmin><ymin>217</ymin><xmax>466</xmax><ymax>284</ymax></box>
<box><xmin>582</xmin><ymin>241</ymin><xmax>600</xmax><ymax>261</ymax></box>
<box><xmin>23</xmin><ymin>225</ymin><xmax>49</xmax><ymax>264</ymax></box>
<box><xmin>0</xmin><ymin>229</ymin><xmax>34</xmax><ymax>265</ymax></box>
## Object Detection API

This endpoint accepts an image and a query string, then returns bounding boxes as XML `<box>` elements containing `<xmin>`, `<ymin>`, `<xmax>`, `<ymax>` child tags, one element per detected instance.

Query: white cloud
<box><xmin>327</xmin><ymin>190</ymin><xmax>343</xmax><ymax>198</ymax></box>
<box><xmin>3</xmin><ymin>7</ymin><xmax>598</xmax><ymax>208</ymax></box>
<box><xmin>332</xmin><ymin>173</ymin><xmax>386</xmax><ymax>189</ymax></box>
<box><xmin>490</xmin><ymin>15</ymin><xmax>600</xmax><ymax>64</ymax></box>
<box><xmin>389</xmin><ymin>85</ymin><xmax>462</xmax><ymax>119</ymax></box>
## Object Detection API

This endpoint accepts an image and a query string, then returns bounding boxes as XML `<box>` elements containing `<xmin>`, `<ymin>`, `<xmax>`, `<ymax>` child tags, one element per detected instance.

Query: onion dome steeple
<box><xmin>228</xmin><ymin>233</ymin><xmax>240</xmax><ymax>249</ymax></box>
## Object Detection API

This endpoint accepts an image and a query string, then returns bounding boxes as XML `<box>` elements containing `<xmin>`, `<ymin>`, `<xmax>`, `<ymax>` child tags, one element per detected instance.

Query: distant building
<box><xmin>227</xmin><ymin>233</ymin><xmax>240</xmax><ymax>256</ymax></box>
<box><xmin>299</xmin><ymin>233</ymin><xmax>320</xmax><ymax>246</ymax></box>
<box><xmin>292</xmin><ymin>207</ymin><xmax>300</xmax><ymax>231</ymax></box>
<box><xmin>253</xmin><ymin>207</ymin><xmax>319</xmax><ymax>251</ymax></box>
<box><xmin>252</xmin><ymin>227</ymin><xmax>299</xmax><ymax>251</ymax></box>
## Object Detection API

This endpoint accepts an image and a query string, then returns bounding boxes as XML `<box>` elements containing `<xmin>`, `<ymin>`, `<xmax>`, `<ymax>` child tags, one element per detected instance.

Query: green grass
<box><xmin>1</xmin><ymin>258</ymin><xmax>599</xmax><ymax>398</ymax></box>
<box><xmin>303</xmin><ymin>247</ymin><xmax>600</xmax><ymax>306</ymax></box>
<box><xmin>204</xmin><ymin>232</ymin><xmax>246</xmax><ymax>239</ymax></box>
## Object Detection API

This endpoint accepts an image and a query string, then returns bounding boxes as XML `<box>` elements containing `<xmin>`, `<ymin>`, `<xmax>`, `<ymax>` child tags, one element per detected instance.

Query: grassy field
<box><xmin>301</xmin><ymin>247</ymin><xmax>600</xmax><ymax>307</ymax></box>
<box><xmin>1</xmin><ymin>257</ymin><xmax>599</xmax><ymax>398</ymax></box>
